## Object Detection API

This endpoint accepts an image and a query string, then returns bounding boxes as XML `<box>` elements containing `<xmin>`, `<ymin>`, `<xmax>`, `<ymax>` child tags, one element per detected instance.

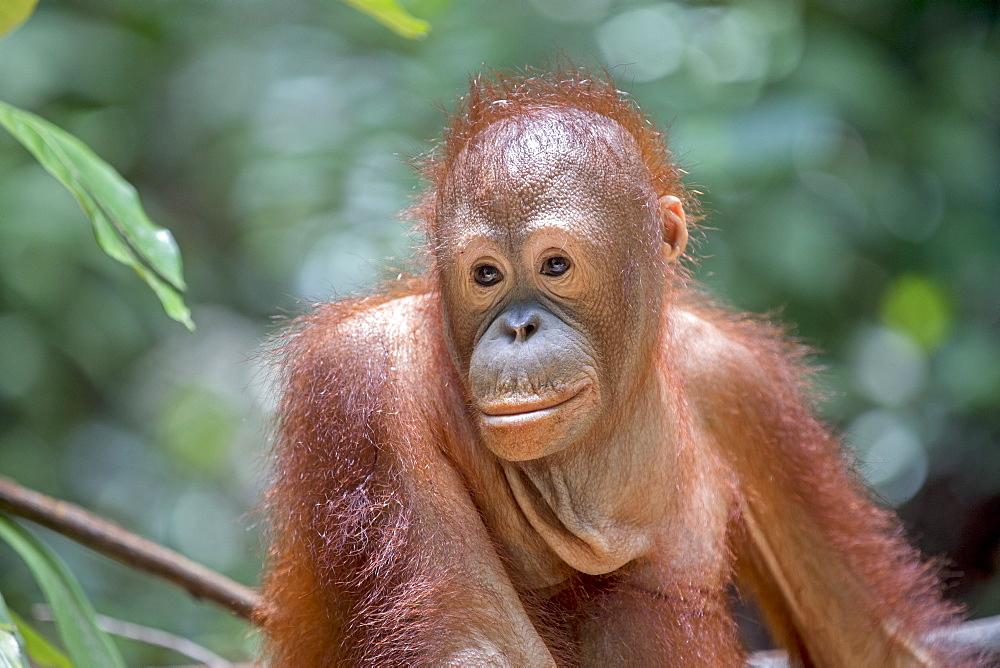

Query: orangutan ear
<box><xmin>658</xmin><ymin>195</ymin><xmax>688</xmax><ymax>261</ymax></box>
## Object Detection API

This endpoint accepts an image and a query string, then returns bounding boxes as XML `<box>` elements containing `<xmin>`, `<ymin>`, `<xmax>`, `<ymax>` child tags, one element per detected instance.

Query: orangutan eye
<box><xmin>540</xmin><ymin>256</ymin><xmax>570</xmax><ymax>277</ymax></box>
<box><xmin>473</xmin><ymin>264</ymin><xmax>503</xmax><ymax>287</ymax></box>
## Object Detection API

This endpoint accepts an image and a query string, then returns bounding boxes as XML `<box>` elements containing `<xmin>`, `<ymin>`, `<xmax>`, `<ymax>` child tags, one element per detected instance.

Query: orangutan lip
<box><xmin>479</xmin><ymin>385</ymin><xmax>586</xmax><ymax>419</ymax></box>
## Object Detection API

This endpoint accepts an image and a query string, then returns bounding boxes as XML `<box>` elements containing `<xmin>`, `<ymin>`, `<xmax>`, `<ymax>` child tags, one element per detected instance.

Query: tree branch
<box><xmin>0</xmin><ymin>476</ymin><xmax>261</xmax><ymax>621</ymax></box>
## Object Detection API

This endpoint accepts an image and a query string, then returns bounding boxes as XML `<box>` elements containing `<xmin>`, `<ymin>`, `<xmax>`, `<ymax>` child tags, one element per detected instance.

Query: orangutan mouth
<box><xmin>478</xmin><ymin>384</ymin><xmax>588</xmax><ymax>423</ymax></box>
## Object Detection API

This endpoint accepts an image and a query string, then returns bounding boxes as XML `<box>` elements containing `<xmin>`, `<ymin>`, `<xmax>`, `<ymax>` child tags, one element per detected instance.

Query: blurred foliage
<box><xmin>0</xmin><ymin>0</ymin><xmax>997</xmax><ymax>663</ymax></box>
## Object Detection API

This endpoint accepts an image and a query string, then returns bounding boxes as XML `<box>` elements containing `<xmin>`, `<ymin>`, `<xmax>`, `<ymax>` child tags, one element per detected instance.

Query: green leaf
<box><xmin>0</xmin><ymin>626</ymin><xmax>26</xmax><ymax>668</ymax></box>
<box><xmin>880</xmin><ymin>274</ymin><xmax>953</xmax><ymax>351</ymax></box>
<box><xmin>0</xmin><ymin>0</ymin><xmax>37</xmax><ymax>38</ymax></box>
<box><xmin>9</xmin><ymin>612</ymin><xmax>71</xmax><ymax>668</ymax></box>
<box><xmin>0</xmin><ymin>100</ymin><xmax>194</xmax><ymax>330</ymax></box>
<box><xmin>339</xmin><ymin>0</ymin><xmax>430</xmax><ymax>39</ymax></box>
<box><xmin>0</xmin><ymin>591</ymin><xmax>27</xmax><ymax>668</ymax></box>
<box><xmin>0</xmin><ymin>516</ymin><xmax>125</xmax><ymax>668</ymax></box>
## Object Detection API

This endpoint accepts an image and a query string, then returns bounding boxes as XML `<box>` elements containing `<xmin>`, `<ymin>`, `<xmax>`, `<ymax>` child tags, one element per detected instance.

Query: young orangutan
<box><xmin>260</xmin><ymin>67</ymin><xmax>980</xmax><ymax>666</ymax></box>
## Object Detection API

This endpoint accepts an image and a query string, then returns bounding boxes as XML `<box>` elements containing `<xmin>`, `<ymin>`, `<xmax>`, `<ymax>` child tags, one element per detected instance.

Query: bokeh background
<box><xmin>1</xmin><ymin>0</ymin><xmax>997</xmax><ymax>663</ymax></box>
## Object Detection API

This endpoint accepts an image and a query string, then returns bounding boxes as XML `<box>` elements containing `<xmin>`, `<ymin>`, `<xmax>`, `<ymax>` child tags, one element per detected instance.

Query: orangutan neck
<box><xmin>501</xmin><ymin>372</ymin><xmax>681</xmax><ymax>576</ymax></box>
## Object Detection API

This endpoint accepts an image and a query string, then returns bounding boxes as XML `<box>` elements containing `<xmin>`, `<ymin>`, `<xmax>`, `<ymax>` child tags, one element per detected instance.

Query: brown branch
<box><xmin>0</xmin><ymin>476</ymin><xmax>262</xmax><ymax>621</ymax></box>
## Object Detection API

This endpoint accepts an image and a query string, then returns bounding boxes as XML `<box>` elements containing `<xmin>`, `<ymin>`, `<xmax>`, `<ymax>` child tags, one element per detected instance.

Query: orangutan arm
<box><xmin>684</xmin><ymin>311</ymin><xmax>964</xmax><ymax>666</ymax></box>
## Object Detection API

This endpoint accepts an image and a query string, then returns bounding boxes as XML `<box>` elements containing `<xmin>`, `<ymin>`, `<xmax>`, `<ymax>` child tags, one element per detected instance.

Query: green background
<box><xmin>0</xmin><ymin>0</ymin><xmax>997</xmax><ymax>663</ymax></box>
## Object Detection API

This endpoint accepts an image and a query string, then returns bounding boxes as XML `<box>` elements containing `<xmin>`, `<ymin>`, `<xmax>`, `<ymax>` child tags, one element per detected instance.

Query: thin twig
<box><xmin>0</xmin><ymin>476</ymin><xmax>262</xmax><ymax>621</ymax></box>
<box><xmin>33</xmin><ymin>605</ymin><xmax>234</xmax><ymax>667</ymax></box>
